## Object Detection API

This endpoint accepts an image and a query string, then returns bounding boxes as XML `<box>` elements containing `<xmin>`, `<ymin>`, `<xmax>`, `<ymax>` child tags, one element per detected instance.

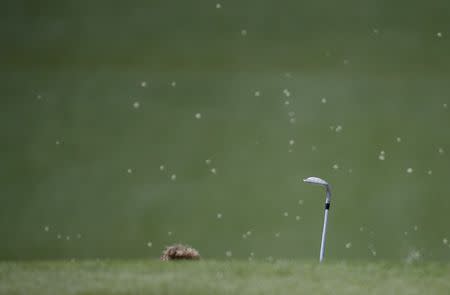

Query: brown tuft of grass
<box><xmin>160</xmin><ymin>244</ymin><xmax>201</xmax><ymax>261</ymax></box>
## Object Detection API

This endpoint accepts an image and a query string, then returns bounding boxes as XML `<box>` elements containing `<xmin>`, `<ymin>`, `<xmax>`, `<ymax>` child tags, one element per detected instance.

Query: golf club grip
<box><xmin>325</xmin><ymin>203</ymin><xmax>330</xmax><ymax>210</ymax></box>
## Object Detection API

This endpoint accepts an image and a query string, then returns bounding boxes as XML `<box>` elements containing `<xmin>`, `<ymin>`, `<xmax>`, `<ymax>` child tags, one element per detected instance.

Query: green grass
<box><xmin>1</xmin><ymin>260</ymin><xmax>450</xmax><ymax>295</ymax></box>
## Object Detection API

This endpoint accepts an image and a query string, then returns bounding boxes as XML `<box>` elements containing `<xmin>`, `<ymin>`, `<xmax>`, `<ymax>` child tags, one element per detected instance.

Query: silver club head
<box><xmin>303</xmin><ymin>176</ymin><xmax>329</xmax><ymax>187</ymax></box>
<box><xmin>303</xmin><ymin>177</ymin><xmax>331</xmax><ymax>200</ymax></box>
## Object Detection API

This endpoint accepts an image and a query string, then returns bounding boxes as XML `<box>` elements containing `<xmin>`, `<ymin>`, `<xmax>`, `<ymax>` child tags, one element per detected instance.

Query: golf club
<box><xmin>303</xmin><ymin>176</ymin><xmax>332</xmax><ymax>263</ymax></box>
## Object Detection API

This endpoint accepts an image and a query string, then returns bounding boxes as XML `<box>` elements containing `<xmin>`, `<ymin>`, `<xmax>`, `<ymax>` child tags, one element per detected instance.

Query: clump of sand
<box><xmin>160</xmin><ymin>244</ymin><xmax>200</xmax><ymax>261</ymax></box>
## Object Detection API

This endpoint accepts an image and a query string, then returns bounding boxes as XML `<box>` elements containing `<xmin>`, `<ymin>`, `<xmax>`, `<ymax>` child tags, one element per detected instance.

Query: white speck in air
<box><xmin>205</xmin><ymin>159</ymin><xmax>211</xmax><ymax>165</ymax></box>
<box><xmin>210</xmin><ymin>168</ymin><xmax>217</xmax><ymax>174</ymax></box>
<box><xmin>288</xmin><ymin>111</ymin><xmax>295</xmax><ymax>117</ymax></box>
<box><xmin>289</xmin><ymin>139</ymin><xmax>295</xmax><ymax>146</ymax></box>
<box><xmin>275</xmin><ymin>232</ymin><xmax>280</xmax><ymax>238</ymax></box>
<box><xmin>127</xmin><ymin>168</ymin><xmax>133</xmax><ymax>174</ymax></box>
<box><xmin>241</xmin><ymin>29</ymin><xmax>247</xmax><ymax>36</ymax></box>
<box><xmin>147</xmin><ymin>242</ymin><xmax>152</xmax><ymax>247</ymax></box>
<box><xmin>298</xmin><ymin>200</ymin><xmax>304</xmax><ymax>205</ymax></box>
<box><xmin>171</xmin><ymin>81</ymin><xmax>176</xmax><ymax>87</ymax></box>
<box><xmin>406</xmin><ymin>168</ymin><xmax>413</xmax><ymax>174</ymax></box>
<box><xmin>283</xmin><ymin>89</ymin><xmax>291</xmax><ymax>97</ymax></box>
<box><xmin>254</xmin><ymin>91</ymin><xmax>261</xmax><ymax>97</ymax></box>
<box><xmin>216</xmin><ymin>3</ymin><xmax>222</xmax><ymax>9</ymax></box>
<box><xmin>289</xmin><ymin>118</ymin><xmax>296</xmax><ymax>124</ymax></box>
<box><xmin>443</xmin><ymin>103</ymin><xmax>448</xmax><ymax>108</ymax></box>
<box><xmin>345</xmin><ymin>242</ymin><xmax>352</xmax><ymax>249</ymax></box>
<box><xmin>133</xmin><ymin>101</ymin><xmax>140</xmax><ymax>109</ymax></box>
<box><xmin>170</xmin><ymin>174</ymin><xmax>176</xmax><ymax>181</ymax></box>
<box><xmin>437</xmin><ymin>32</ymin><xmax>443</xmax><ymax>38</ymax></box>
<box><xmin>427</xmin><ymin>170</ymin><xmax>433</xmax><ymax>175</ymax></box>
<box><xmin>405</xmin><ymin>249</ymin><xmax>421</xmax><ymax>264</ymax></box>
<box><xmin>284</xmin><ymin>100</ymin><xmax>290</xmax><ymax>105</ymax></box>
<box><xmin>443</xmin><ymin>238</ymin><xmax>448</xmax><ymax>245</ymax></box>
<box><xmin>217</xmin><ymin>213</ymin><xmax>222</xmax><ymax>219</ymax></box>
<box><xmin>333</xmin><ymin>164</ymin><xmax>339</xmax><ymax>170</ymax></box>
<box><xmin>438</xmin><ymin>147</ymin><xmax>445</xmax><ymax>154</ymax></box>
<box><xmin>225</xmin><ymin>250</ymin><xmax>232</xmax><ymax>257</ymax></box>
<box><xmin>373</xmin><ymin>28</ymin><xmax>379</xmax><ymax>34</ymax></box>
<box><xmin>283</xmin><ymin>212</ymin><xmax>288</xmax><ymax>217</ymax></box>
<box><xmin>295</xmin><ymin>216</ymin><xmax>301</xmax><ymax>221</ymax></box>
<box><xmin>335</xmin><ymin>125</ymin><xmax>343</xmax><ymax>132</ymax></box>
<box><xmin>140</xmin><ymin>81</ymin><xmax>147</xmax><ymax>87</ymax></box>
<box><xmin>396</xmin><ymin>137</ymin><xmax>402</xmax><ymax>143</ymax></box>
<box><xmin>413</xmin><ymin>225</ymin><xmax>418</xmax><ymax>231</ymax></box>
<box><xmin>168</xmin><ymin>231</ymin><xmax>172</xmax><ymax>236</ymax></box>
<box><xmin>195</xmin><ymin>113</ymin><xmax>202</xmax><ymax>119</ymax></box>
<box><xmin>159</xmin><ymin>165</ymin><xmax>165</xmax><ymax>171</ymax></box>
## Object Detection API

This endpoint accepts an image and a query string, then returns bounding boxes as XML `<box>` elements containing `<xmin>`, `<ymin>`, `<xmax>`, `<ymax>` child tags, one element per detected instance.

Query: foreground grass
<box><xmin>1</xmin><ymin>260</ymin><xmax>450</xmax><ymax>295</ymax></box>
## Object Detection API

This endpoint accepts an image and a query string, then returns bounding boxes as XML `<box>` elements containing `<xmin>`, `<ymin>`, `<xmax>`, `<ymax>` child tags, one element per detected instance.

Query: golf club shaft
<box><xmin>320</xmin><ymin>203</ymin><xmax>330</xmax><ymax>262</ymax></box>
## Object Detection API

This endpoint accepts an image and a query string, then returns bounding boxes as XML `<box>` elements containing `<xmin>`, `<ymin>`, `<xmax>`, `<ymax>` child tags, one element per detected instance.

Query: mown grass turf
<box><xmin>1</xmin><ymin>260</ymin><xmax>449</xmax><ymax>295</ymax></box>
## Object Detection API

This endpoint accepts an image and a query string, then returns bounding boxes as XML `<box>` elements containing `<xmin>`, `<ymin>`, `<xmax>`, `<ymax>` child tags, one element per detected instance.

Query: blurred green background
<box><xmin>1</xmin><ymin>0</ymin><xmax>450</xmax><ymax>262</ymax></box>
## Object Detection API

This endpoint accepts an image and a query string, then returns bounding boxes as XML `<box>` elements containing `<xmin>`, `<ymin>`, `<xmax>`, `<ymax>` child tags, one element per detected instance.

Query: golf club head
<box><xmin>303</xmin><ymin>176</ymin><xmax>331</xmax><ymax>202</ymax></box>
<box><xmin>303</xmin><ymin>176</ymin><xmax>328</xmax><ymax>187</ymax></box>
